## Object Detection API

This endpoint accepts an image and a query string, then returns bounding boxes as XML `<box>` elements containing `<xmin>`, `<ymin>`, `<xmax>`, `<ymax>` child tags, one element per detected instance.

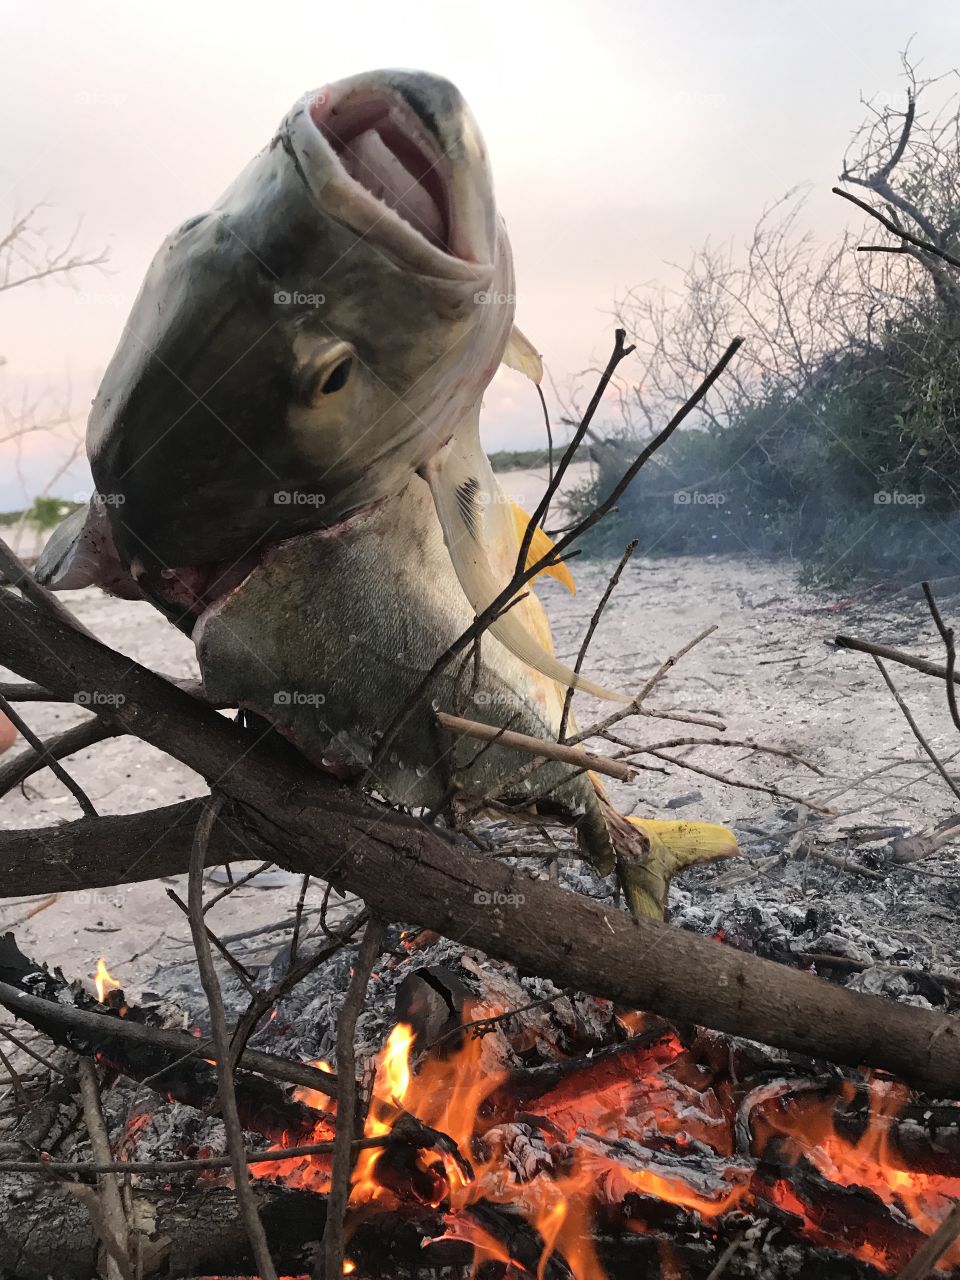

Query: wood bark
<box><xmin>1</xmin><ymin>593</ymin><xmax>960</xmax><ymax>1097</ymax></box>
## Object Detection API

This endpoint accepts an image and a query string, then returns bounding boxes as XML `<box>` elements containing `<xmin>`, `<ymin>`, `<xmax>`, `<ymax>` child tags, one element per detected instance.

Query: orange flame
<box><xmin>243</xmin><ymin>1002</ymin><xmax>960</xmax><ymax>1278</ymax></box>
<box><xmin>93</xmin><ymin>957</ymin><xmax>121</xmax><ymax>1003</ymax></box>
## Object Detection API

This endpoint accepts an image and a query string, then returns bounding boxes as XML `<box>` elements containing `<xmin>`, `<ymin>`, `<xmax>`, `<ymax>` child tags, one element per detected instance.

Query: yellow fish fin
<box><xmin>627</xmin><ymin>817</ymin><xmax>741</xmax><ymax>867</ymax></box>
<box><xmin>510</xmin><ymin>502</ymin><xmax>576</xmax><ymax>595</ymax></box>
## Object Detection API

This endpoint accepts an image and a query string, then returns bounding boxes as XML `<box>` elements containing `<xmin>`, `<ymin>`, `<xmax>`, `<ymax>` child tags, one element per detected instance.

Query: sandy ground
<box><xmin>2</xmin><ymin>472</ymin><xmax>959</xmax><ymax>998</ymax></box>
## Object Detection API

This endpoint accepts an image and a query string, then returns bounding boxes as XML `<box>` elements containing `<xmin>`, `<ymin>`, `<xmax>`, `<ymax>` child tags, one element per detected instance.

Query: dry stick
<box><xmin>565</xmin><ymin>625</ymin><xmax>719</xmax><ymax>747</ymax></box>
<box><xmin>77</xmin><ymin>1057</ymin><xmax>133</xmax><ymax>1280</ymax></box>
<box><xmin>645</xmin><ymin>749</ymin><xmax>833</xmax><ymax>815</ymax></box>
<box><xmin>0</xmin><ymin>1141</ymin><xmax>391</xmax><ymax>1177</ymax></box>
<box><xmin>515</xmin><ymin>328</ymin><xmax>637</xmax><ymax>584</ymax></box>
<box><xmin>0</xmin><ymin>1136</ymin><xmax>392</xmax><ymax>1179</ymax></box>
<box><xmin>0</xmin><ymin>681</ymin><xmax>60</xmax><ymax>702</ymax></box>
<box><xmin>466</xmin><ymin>626</ymin><xmax>721</xmax><ymax>812</ymax></box>
<box><xmin>166</xmin><ymin>888</ymin><xmax>257</xmax><ymax>993</ymax></box>
<box><xmin>896</xmin><ymin>1201</ymin><xmax>960</xmax><ymax>1280</ymax></box>
<box><xmin>0</xmin><ymin>1043</ymin><xmax>26</xmax><ymax>1105</ymax></box>
<box><xmin>603</xmin><ymin>730</ymin><xmax>825</xmax><ymax>775</ymax></box>
<box><xmin>60</xmin><ymin>1183</ymin><xmax>136</xmax><ymax>1280</ymax></box>
<box><xmin>0</xmin><ymin>715</ymin><xmax>120</xmax><ymax>801</ymax></box>
<box><xmin>5</xmin><ymin>600</ymin><xmax>960</xmax><ymax>1094</ymax></box>
<box><xmin>872</xmin><ymin>657</ymin><xmax>960</xmax><ymax>804</ymax></box>
<box><xmin>186</xmin><ymin>797</ymin><xmax>278</xmax><ymax>1280</ymax></box>
<box><xmin>436</xmin><ymin>712</ymin><xmax>635</xmax><ymax>782</ymax></box>
<box><xmin>288</xmin><ymin>874</ymin><xmax>311</xmax><ymax>963</ymax></box>
<box><xmin>0</xmin><ymin>693</ymin><xmax>98</xmax><ymax>818</ymax></box>
<box><xmin>373</xmin><ymin>334</ymin><xmax>743</xmax><ymax>772</ymax></box>
<box><xmin>836</xmin><ymin>633</ymin><xmax>960</xmax><ymax>684</ymax></box>
<box><xmin>833</xmin><ymin>185</ymin><xmax>960</xmax><ymax>269</ymax></box>
<box><xmin>322</xmin><ymin>916</ymin><xmax>385</xmax><ymax>1280</ymax></box>
<box><xmin>203</xmin><ymin>861</ymin><xmax>275</xmax><ymax>914</ymax></box>
<box><xmin>921</xmin><ymin>581</ymin><xmax>960</xmax><ymax>734</ymax></box>
<box><xmin>0</xmin><ymin>1022</ymin><xmax>62</xmax><ymax>1075</ymax></box>
<box><xmin>228</xmin><ymin>908</ymin><xmax>369</xmax><ymax>1073</ymax></box>
<box><xmin>558</xmin><ymin>539</ymin><xmax>639</xmax><ymax>742</ymax></box>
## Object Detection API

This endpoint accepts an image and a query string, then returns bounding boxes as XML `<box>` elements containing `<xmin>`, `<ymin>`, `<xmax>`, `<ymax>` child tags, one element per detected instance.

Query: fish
<box><xmin>191</xmin><ymin>466</ymin><xmax>739</xmax><ymax>917</ymax></box>
<box><xmin>47</xmin><ymin>69</ymin><xmax>621</xmax><ymax>702</ymax></box>
<box><xmin>37</xmin><ymin>70</ymin><xmax>739</xmax><ymax>915</ymax></box>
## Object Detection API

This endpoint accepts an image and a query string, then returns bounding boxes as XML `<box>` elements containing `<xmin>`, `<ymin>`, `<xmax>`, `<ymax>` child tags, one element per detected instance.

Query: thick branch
<box><xmin>2</xmin><ymin>593</ymin><xmax>960</xmax><ymax>1096</ymax></box>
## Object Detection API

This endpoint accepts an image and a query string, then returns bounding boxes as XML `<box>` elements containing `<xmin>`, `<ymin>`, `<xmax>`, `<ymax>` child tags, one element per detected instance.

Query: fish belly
<box><xmin>196</xmin><ymin>476</ymin><xmax>602</xmax><ymax>831</ymax></box>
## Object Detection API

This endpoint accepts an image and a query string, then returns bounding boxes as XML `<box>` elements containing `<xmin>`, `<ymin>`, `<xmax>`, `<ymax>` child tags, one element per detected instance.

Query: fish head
<box><xmin>87</xmin><ymin>69</ymin><xmax>515</xmax><ymax>601</ymax></box>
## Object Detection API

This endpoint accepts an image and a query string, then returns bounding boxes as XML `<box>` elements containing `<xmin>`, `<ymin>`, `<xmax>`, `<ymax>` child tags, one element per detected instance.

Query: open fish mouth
<box><xmin>311</xmin><ymin>89</ymin><xmax>452</xmax><ymax>254</ymax></box>
<box><xmin>296</xmin><ymin>74</ymin><xmax>495</xmax><ymax>270</ymax></box>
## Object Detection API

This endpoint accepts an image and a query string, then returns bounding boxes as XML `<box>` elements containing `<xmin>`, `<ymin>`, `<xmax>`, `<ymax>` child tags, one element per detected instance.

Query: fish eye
<box><xmin>319</xmin><ymin>356</ymin><xmax>353</xmax><ymax>394</ymax></box>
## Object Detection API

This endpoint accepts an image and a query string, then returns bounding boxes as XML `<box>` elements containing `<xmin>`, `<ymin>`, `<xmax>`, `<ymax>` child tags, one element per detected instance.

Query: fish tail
<box><xmin>579</xmin><ymin>778</ymin><xmax>741</xmax><ymax>919</ymax></box>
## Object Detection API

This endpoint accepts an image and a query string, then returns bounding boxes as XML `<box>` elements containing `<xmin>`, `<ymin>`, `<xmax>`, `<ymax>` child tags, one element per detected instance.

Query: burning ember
<box><xmin>249</xmin><ymin>995</ymin><xmax>960</xmax><ymax>1278</ymax></box>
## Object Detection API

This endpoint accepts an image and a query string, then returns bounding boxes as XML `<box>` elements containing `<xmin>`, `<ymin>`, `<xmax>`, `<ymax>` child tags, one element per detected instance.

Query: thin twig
<box><xmin>0</xmin><ymin>715</ymin><xmax>119</xmax><ymax>801</ymax></box>
<box><xmin>559</xmin><ymin>539</ymin><xmax>638</xmax><ymax>741</ymax></box>
<box><xmin>895</xmin><ymin>1201</ymin><xmax>960</xmax><ymax>1279</ymax></box>
<box><xmin>166</xmin><ymin>888</ymin><xmax>258</xmax><ymax>994</ymax></box>
<box><xmin>0</xmin><ymin>694</ymin><xmax>98</xmax><ymax>817</ymax></box>
<box><xmin>371</xmin><ymin>334</ymin><xmax>741</xmax><ymax>773</ymax></box>
<box><xmin>322</xmin><ymin>915</ymin><xmax>385</xmax><ymax>1280</ymax></box>
<box><xmin>872</xmin><ymin>656</ymin><xmax>960</xmax><ymax>803</ymax></box>
<box><xmin>77</xmin><ymin>1057</ymin><xmax>132</xmax><ymax>1280</ymax></box>
<box><xmin>187</xmin><ymin>795</ymin><xmax>278</xmax><ymax>1280</ymax></box>
<box><xmin>834</xmin><ymin>185</ymin><xmax>960</xmax><ymax>268</ymax></box>
<box><xmin>202</xmin><ymin>861</ymin><xmax>275</xmax><ymax>914</ymax></box>
<box><xmin>436</xmin><ymin>712</ymin><xmax>635</xmax><ymax>781</ymax></box>
<box><xmin>921</xmin><ymin>582</ymin><xmax>960</xmax><ymax>734</ymax></box>
<box><xmin>0</xmin><ymin>1134</ymin><xmax>390</xmax><ymax>1178</ymax></box>
<box><xmin>288</xmin><ymin>874</ymin><xmax>311</xmax><ymax>964</ymax></box>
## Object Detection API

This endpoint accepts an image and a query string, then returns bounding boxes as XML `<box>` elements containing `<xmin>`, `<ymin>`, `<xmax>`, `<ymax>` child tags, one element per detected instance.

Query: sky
<box><xmin>2</xmin><ymin>0</ymin><xmax>959</xmax><ymax>507</ymax></box>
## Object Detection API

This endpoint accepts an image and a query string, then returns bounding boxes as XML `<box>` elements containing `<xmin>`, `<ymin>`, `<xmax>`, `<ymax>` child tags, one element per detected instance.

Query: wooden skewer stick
<box><xmin>436</xmin><ymin>711</ymin><xmax>635</xmax><ymax>782</ymax></box>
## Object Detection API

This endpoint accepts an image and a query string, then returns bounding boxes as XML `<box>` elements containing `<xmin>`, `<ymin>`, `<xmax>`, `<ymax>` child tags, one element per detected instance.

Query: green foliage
<box><xmin>567</xmin><ymin>316</ymin><xmax>960</xmax><ymax>585</ymax></box>
<box><xmin>0</xmin><ymin>497</ymin><xmax>83</xmax><ymax>531</ymax></box>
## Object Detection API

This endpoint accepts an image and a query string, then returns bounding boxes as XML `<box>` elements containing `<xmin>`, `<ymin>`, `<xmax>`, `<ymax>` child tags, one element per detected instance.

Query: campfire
<box><xmin>3</xmin><ymin>923</ymin><xmax>959</xmax><ymax>1280</ymax></box>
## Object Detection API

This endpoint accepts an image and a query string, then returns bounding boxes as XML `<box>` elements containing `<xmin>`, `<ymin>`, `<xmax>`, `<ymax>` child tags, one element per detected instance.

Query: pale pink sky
<box><xmin>2</xmin><ymin>0</ymin><xmax>959</xmax><ymax>505</ymax></box>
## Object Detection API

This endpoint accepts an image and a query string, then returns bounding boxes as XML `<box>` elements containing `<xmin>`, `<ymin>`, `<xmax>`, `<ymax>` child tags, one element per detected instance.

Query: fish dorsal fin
<box><xmin>502</xmin><ymin>325</ymin><xmax>543</xmax><ymax>384</ymax></box>
<box><xmin>423</xmin><ymin>423</ymin><xmax>630</xmax><ymax>703</ymax></box>
<box><xmin>510</xmin><ymin>502</ymin><xmax>575</xmax><ymax>594</ymax></box>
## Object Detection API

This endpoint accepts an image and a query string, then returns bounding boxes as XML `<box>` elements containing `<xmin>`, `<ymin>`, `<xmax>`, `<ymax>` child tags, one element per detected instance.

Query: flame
<box><xmin>93</xmin><ymin>957</ymin><xmax>121</xmax><ymax>1003</ymax></box>
<box><xmin>241</xmin><ymin>999</ymin><xmax>960</xmax><ymax>1278</ymax></box>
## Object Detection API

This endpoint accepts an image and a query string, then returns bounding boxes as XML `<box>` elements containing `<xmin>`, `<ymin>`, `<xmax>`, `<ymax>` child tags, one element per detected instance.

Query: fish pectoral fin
<box><xmin>502</xmin><ymin>325</ymin><xmax>543</xmax><ymax>384</ymax></box>
<box><xmin>510</xmin><ymin>502</ymin><xmax>575</xmax><ymax>594</ymax></box>
<box><xmin>424</xmin><ymin>435</ymin><xmax>629</xmax><ymax>703</ymax></box>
